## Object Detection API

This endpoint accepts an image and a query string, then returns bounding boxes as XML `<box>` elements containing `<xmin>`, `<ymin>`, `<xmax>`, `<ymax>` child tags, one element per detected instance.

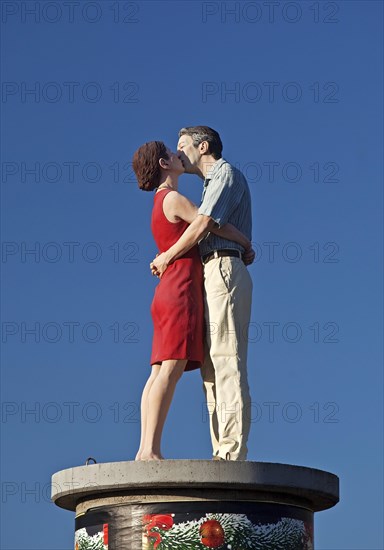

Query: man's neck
<box><xmin>198</xmin><ymin>156</ymin><xmax>220</xmax><ymax>179</ymax></box>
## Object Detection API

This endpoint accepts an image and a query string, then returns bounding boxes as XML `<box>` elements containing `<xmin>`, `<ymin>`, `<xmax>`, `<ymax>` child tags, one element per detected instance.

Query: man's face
<box><xmin>177</xmin><ymin>134</ymin><xmax>200</xmax><ymax>174</ymax></box>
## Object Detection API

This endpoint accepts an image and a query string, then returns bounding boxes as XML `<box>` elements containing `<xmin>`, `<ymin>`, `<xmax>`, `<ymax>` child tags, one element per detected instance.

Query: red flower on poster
<box><xmin>143</xmin><ymin>514</ymin><xmax>174</xmax><ymax>549</ymax></box>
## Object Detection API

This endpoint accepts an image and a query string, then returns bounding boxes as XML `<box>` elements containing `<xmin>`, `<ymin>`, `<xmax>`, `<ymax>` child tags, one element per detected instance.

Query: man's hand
<box><xmin>150</xmin><ymin>252</ymin><xmax>170</xmax><ymax>278</ymax></box>
<box><xmin>242</xmin><ymin>246</ymin><xmax>256</xmax><ymax>266</ymax></box>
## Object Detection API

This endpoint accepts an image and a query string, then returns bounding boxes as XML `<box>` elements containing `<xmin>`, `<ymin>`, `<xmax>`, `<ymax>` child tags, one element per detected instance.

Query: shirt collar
<box><xmin>204</xmin><ymin>158</ymin><xmax>226</xmax><ymax>186</ymax></box>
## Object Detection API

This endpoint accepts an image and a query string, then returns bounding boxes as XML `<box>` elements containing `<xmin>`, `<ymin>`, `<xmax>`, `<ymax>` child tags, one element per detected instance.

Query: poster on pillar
<box><xmin>141</xmin><ymin>502</ymin><xmax>313</xmax><ymax>550</ymax></box>
<box><xmin>74</xmin><ymin>501</ymin><xmax>313</xmax><ymax>549</ymax></box>
<box><xmin>74</xmin><ymin>515</ymin><xmax>108</xmax><ymax>550</ymax></box>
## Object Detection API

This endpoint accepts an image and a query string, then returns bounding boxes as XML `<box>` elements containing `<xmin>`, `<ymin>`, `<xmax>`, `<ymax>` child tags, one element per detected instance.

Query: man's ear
<box><xmin>159</xmin><ymin>157</ymin><xmax>169</xmax><ymax>169</ymax></box>
<box><xmin>198</xmin><ymin>141</ymin><xmax>209</xmax><ymax>155</ymax></box>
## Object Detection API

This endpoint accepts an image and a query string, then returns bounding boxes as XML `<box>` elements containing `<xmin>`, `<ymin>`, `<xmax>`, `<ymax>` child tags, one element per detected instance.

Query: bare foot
<box><xmin>139</xmin><ymin>452</ymin><xmax>164</xmax><ymax>461</ymax></box>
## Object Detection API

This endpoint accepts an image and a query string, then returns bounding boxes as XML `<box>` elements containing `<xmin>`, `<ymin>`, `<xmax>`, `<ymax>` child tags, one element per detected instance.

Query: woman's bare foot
<box><xmin>139</xmin><ymin>452</ymin><xmax>164</xmax><ymax>460</ymax></box>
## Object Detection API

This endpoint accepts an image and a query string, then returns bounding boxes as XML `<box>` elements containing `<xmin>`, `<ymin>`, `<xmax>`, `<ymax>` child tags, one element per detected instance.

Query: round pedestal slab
<box><xmin>52</xmin><ymin>460</ymin><xmax>339</xmax><ymax>549</ymax></box>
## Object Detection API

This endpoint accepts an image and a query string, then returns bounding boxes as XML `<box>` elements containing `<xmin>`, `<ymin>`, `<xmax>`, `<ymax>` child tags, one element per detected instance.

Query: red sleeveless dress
<box><xmin>150</xmin><ymin>189</ymin><xmax>204</xmax><ymax>371</ymax></box>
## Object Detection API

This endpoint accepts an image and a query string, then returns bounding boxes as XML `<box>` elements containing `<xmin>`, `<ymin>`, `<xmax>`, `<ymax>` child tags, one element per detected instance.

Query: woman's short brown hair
<box><xmin>132</xmin><ymin>141</ymin><xmax>169</xmax><ymax>191</ymax></box>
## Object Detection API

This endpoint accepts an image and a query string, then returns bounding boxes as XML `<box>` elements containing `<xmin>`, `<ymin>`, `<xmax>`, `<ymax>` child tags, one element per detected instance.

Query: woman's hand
<box><xmin>150</xmin><ymin>252</ymin><xmax>170</xmax><ymax>278</ymax></box>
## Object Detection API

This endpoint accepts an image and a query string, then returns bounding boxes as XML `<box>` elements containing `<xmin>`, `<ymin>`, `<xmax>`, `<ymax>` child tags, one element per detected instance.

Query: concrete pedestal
<box><xmin>51</xmin><ymin>460</ymin><xmax>339</xmax><ymax>549</ymax></box>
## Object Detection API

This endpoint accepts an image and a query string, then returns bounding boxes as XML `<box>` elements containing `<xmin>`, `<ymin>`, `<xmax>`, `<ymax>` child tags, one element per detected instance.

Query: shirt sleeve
<box><xmin>198</xmin><ymin>164</ymin><xmax>244</xmax><ymax>227</ymax></box>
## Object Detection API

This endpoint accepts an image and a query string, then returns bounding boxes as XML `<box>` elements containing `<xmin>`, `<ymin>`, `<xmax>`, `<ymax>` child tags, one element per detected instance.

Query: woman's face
<box><xmin>164</xmin><ymin>147</ymin><xmax>185</xmax><ymax>174</ymax></box>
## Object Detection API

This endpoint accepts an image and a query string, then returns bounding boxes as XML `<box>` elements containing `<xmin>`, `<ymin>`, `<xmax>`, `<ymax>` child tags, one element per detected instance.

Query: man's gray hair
<box><xmin>179</xmin><ymin>126</ymin><xmax>223</xmax><ymax>160</ymax></box>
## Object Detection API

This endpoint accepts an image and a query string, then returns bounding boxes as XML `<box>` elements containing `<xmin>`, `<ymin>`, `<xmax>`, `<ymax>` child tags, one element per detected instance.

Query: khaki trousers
<box><xmin>201</xmin><ymin>255</ymin><xmax>253</xmax><ymax>460</ymax></box>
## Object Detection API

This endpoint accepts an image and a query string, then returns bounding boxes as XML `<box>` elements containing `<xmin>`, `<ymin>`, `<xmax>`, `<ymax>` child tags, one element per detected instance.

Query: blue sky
<box><xmin>1</xmin><ymin>1</ymin><xmax>383</xmax><ymax>548</ymax></box>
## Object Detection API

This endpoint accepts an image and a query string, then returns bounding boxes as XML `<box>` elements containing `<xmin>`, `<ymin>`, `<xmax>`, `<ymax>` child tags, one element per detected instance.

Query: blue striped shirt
<box><xmin>197</xmin><ymin>158</ymin><xmax>252</xmax><ymax>256</ymax></box>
